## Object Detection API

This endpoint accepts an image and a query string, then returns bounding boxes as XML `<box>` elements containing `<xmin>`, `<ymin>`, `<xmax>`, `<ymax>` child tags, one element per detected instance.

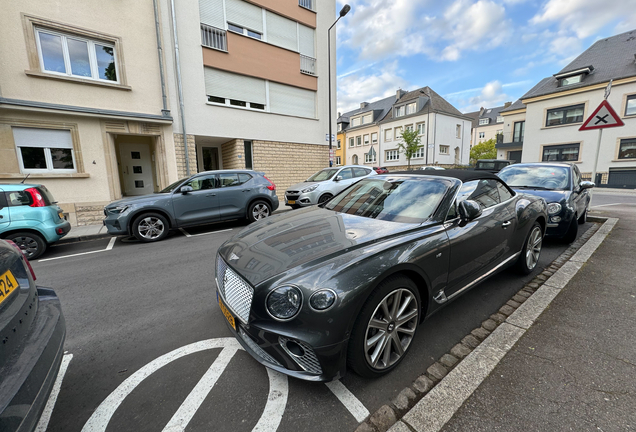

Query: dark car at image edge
<box><xmin>0</xmin><ymin>240</ymin><xmax>66</xmax><ymax>431</ymax></box>
<box><xmin>214</xmin><ymin>170</ymin><xmax>548</xmax><ymax>381</ymax></box>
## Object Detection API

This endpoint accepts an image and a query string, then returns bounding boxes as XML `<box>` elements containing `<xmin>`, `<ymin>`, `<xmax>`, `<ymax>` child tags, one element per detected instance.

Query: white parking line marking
<box><xmin>35</xmin><ymin>353</ymin><xmax>73</xmax><ymax>432</ymax></box>
<box><xmin>253</xmin><ymin>369</ymin><xmax>288</xmax><ymax>432</ymax></box>
<box><xmin>162</xmin><ymin>346</ymin><xmax>239</xmax><ymax>431</ymax></box>
<box><xmin>179</xmin><ymin>228</ymin><xmax>233</xmax><ymax>238</ymax></box>
<box><xmin>590</xmin><ymin>203</ymin><xmax>623</xmax><ymax>208</ymax></box>
<box><xmin>325</xmin><ymin>380</ymin><xmax>370</xmax><ymax>422</ymax></box>
<box><xmin>39</xmin><ymin>237</ymin><xmax>117</xmax><ymax>262</ymax></box>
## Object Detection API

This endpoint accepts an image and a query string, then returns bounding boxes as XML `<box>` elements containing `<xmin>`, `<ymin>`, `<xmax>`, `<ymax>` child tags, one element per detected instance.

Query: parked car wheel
<box><xmin>516</xmin><ymin>222</ymin><xmax>543</xmax><ymax>275</ymax></box>
<box><xmin>248</xmin><ymin>200</ymin><xmax>271</xmax><ymax>222</ymax></box>
<box><xmin>290</xmin><ymin>204</ymin><xmax>301</xmax><ymax>210</ymax></box>
<box><xmin>348</xmin><ymin>275</ymin><xmax>420</xmax><ymax>378</ymax></box>
<box><xmin>318</xmin><ymin>193</ymin><xmax>333</xmax><ymax>205</ymax></box>
<box><xmin>578</xmin><ymin>207</ymin><xmax>588</xmax><ymax>224</ymax></box>
<box><xmin>132</xmin><ymin>213</ymin><xmax>169</xmax><ymax>242</ymax></box>
<box><xmin>5</xmin><ymin>232</ymin><xmax>46</xmax><ymax>260</ymax></box>
<box><xmin>563</xmin><ymin>216</ymin><xmax>579</xmax><ymax>243</ymax></box>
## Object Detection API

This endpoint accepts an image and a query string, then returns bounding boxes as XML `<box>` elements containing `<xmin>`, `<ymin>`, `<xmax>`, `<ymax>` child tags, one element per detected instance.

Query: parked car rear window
<box><xmin>186</xmin><ymin>175</ymin><xmax>217</xmax><ymax>191</ymax></box>
<box><xmin>218</xmin><ymin>173</ymin><xmax>242</xmax><ymax>187</ymax></box>
<box><xmin>6</xmin><ymin>191</ymin><xmax>32</xmax><ymax>206</ymax></box>
<box><xmin>498</xmin><ymin>165</ymin><xmax>570</xmax><ymax>190</ymax></box>
<box><xmin>353</xmin><ymin>168</ymin><xmax>370</xmax><ymax>177</ymax></box>
<box><xmin>307</xmin><ymin>168</ymin><xmax>339</xmax><ymax>182</ymax></box>
<box><xmin>239</xmin><ymin>173</ymin><xmax>252</xmax><ymax>184</ymax></box>
<box><xmin>36</xmin><ymin>185</ymin><xmax>55</xmax><ymax>205</ymax></box>
<box><xmin>338</xmin><ymin>168</ymin><xmax>353</xmax><ymax>180</ymax></box>
<box><xmin>325</xmin><ymin>177</ymin><xmax>448</xmax><ymax>223</ymax></box>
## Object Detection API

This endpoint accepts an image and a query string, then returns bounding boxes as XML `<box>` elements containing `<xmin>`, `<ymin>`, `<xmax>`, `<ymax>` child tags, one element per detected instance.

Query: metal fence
<box><xmin>201</xmin><ymin>24</ymin><xmax>227</xmax><ymax>52</ymax></box>
<box><xmin>299</xmin><ymin>0</ymin><xmax>314</xmax><ymax>10</ymax></box>
<box><xmin>300</xmin><ymin>55</ymin><xmax>316</xmax><ymax>76</ymax></box>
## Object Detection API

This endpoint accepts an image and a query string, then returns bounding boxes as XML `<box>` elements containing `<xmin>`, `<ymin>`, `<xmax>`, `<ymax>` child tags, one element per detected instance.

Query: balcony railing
<box><xmin>300</xmin><ymin>55</ymin><xmax>316</xmax><ymax>76</ymax></box>
<box><xmin>201</xmin><ymin>23</ymin><xmax>227</xmax><ymax>52</ymax></box>
<box><xmin>299</xmin><ymin>0</ymin><xmax>315</xmax><ymax>11</ymax></box>
<box><xmin>495</xmin><ymin>132</ymin><xmax>524</xmax><ymax>148</ymax></box>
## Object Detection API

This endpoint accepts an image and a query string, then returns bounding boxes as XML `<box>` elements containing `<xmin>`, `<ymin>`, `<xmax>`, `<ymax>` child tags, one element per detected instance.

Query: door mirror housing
<box><xmin>334</xmin><ymin>176</ymin><xmax>343</xmax><ymax>182</ymax></box>
<box><xmin>180</xmin><ymin>186</ymin><xmax>193</xmax><ymax>194</ymax></box>
<box><xmin>580</xmin><ymin>181</ymin><xmax>595</xmax><ymax>190</ymax></box>
<box><xmin>458</xmin><ymin>200</ymin><xmax>482</xmax><ymax>221</ymax></box>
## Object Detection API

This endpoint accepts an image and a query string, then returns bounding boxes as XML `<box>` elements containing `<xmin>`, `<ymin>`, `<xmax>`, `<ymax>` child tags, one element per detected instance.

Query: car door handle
<box><xmin>502</xmin><ymin>220</ymin><xmax>512</xmax><ymax>228</ymax></box>
<box><xmin>242</xmin><ymin>189</ymin><xmax>251</xmax><ymax>192</ymax></box>
<box><xmin>206</xmin><ymin>194</ymin><xmax>216</xmax><ymax>197</ymax></box>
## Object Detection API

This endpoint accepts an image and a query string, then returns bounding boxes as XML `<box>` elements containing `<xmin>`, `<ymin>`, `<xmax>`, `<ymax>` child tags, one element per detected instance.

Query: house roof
<box><xmin>381</xmin><ymin>87</ymin><xmax>472</xmax><ymax>123</ymax></box>
<box><xmin>473</xmin><ymin>104</ymin><xmax>509</xmax><ymax>128</ymax></box>
<box><xmin>337</xmin><ymin>95</ymin><xmax>396</xmax><ymax>132</ymax></box>
<box><xmin>500</xmin><ymin>99</ymin><xmax>526</xmax><ymax>113</ymax></box>
<box><xmin>463</xmin><ymin>110</ymin><xmax>481</xmax><ymax>128</ymax></box>
<box><xmin>522</xmin><ymin>28</ymin><xmax>636</xmax><ymax>100</ymax></box>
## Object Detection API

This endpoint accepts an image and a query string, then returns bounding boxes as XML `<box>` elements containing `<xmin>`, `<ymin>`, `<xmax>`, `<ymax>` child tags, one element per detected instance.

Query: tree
<box><xmin>470</xmin><ymin>138</ymin><xmax>496</xmax><ymax>165</ymax></box>
<box><xmin>397</xmin><ymin>128</ymin><xmax>422</xmax><ymax>169</ymax></box>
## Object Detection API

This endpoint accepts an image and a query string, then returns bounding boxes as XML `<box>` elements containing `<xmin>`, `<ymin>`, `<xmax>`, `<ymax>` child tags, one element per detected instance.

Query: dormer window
<box><xmin>338</xmin><ymin>124</ymin><xmax>342</xmax><ymax>132</ymax></box>
<box><xmin>554</xmin><ymin>66</ymin><xmax>593</xmax><ymax>87</ymax></box>
<box><xmin>559</xmin><ymin>74</ymin><xmax>582</xmax><ymax>86</ymax></box>
<box><xmin>479</xmin><ymin>118</ymin><xmax>489</xmax><ymax>125</ymax></box>
<box><xmin>406</xmin><ymin>102</ymin><xmax>417</xmax><ymax>115</ymax></box>
<box><xmin>395</xmin><ymin>106</ymin><xmax>405</xmax><ymax>117</ymax></box>
<box><xmin>496</xmin><ymin>116</ymin><xmax>504</xmax><ymax>123</ymax></box>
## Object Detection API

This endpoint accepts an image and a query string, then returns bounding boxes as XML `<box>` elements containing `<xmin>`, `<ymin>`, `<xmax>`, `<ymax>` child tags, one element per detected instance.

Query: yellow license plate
<box><xmin>287</xmin><ymin>200</ymin><xmax>296</xmax><ymax>205</ymax></box>
<box><xmin>218</xmin><ymin>296</ymin><xmax>236</xmax><ymax>330</ymax></box>
<box><xmin>0</xmin><ymin>270</ymin><xmax>20</xmax><ymax>306</ymax></box>
<box><xmin>59</xmin><ymin>212</ymin><xmax>65</xmax><ymax>220</ymax></box>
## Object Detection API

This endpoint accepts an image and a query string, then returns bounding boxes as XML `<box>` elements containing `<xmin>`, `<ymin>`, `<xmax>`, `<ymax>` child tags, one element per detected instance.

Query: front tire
<box><xmin>562</xmin><ymin>215</ymin><xmax>578</xmax><ymax>243</ymax></box>
<box><xmin>6</xmin><ymin>232</ymin><xmax>46</xmax><ymax>260</ymax></box>
<box><xmin>132</xmin><ymin>213</ymin><xmax>169</xmax><ymax>242</ymax></box>
<box><xmin>248</xmin><ymin>200</ymin><xmax>271</xmax><ymax>222</ymax></box>
<box><xmin>516</xmin><ymin>222</ymin><xmax>543</xmax><ymax>275</ymax></box>
<box><xmin>347</xmin><ymin>276</ymin><xmax>421</xmax><ymax>378</ymax></box>
<box><xmin>578</xmin><ymin>207</ymin><xmax>587</xmax><ymax>224</ymax></box>
<box><xmin>318</xmin><ymin>194</ymin><xmax>333</xmax><ymax>205</ymax></box>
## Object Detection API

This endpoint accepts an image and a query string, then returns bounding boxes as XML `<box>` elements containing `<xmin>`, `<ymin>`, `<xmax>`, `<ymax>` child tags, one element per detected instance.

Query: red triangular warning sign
<box><xmin>579</xmin><ymin>100</ymin><xmax>625</xmax><ymax>131</ymax></box>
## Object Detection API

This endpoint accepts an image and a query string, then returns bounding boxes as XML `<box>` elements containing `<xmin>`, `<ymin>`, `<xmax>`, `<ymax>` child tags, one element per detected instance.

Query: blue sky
<box><xmin>335</xmin><ymin>0</ymin><xmax>636</xmax><ymax>115</ymax></box>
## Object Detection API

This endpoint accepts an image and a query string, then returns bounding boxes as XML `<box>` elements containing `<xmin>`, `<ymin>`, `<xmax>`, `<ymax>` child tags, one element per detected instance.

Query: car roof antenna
<box><xmin>20</xmin><ymin>173</ymin><xmax>31</xmax><ymax>184</ymax></box>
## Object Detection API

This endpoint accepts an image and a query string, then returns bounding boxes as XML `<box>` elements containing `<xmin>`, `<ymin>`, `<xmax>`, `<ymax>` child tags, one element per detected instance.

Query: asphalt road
<box><xmin>32</xmin><ymin>215</ymin><xmax>593</xmax><ymax>432</ymax></box>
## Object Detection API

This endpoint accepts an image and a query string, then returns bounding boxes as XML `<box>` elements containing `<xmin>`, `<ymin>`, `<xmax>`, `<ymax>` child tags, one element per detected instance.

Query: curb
<box><xmin>356</xmin><ymin>217</ymin><xmax>618</xmax><ymax>432</ymax></box>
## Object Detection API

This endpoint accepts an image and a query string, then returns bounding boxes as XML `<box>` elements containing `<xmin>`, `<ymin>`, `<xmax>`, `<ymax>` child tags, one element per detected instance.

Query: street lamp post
<box><xmin>328</xmin><ymin>4</ymin><xmax>350</xmax><ymax>167</ymax></box>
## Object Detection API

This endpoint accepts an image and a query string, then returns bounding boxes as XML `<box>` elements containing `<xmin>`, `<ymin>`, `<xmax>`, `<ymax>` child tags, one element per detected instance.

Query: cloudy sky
<box><xmin>335</xmin><ymin>0</ymin><xmax>636</xmax><ymax>115</ymax></box>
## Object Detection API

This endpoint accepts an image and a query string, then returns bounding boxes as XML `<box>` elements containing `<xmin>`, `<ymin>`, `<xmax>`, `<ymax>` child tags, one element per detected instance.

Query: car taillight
<box><xmin>6</xmin><ymin>240</ymin><xmax>37</xmax><ymax>281</ymax></box>
<box><xmin>264</xmin><ymin>176</ymin><xmax>276</xmax><ymax>191</ymax></box>
<box><xmin>25</xmin><ymin>187</ymin><xmax>46</xmax><ymax>207</ymax></box>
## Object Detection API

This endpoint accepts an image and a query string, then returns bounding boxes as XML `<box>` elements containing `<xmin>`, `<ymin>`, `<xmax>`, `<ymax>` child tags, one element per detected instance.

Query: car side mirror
<box><xmin>458</xmin><ymin>200</ymin><xmax>482</xmax><ymax>221</ymax></box>
<box><xmin>334</xmin><ymin>176</ymin><xmax>343</xmax><ymax>182</ymax></box>
<box><xmin>180</xmin><ymin>186</ymin><xmax>193</xmax><ymax>194</ymax></box>
<box><xmin>580</xmin><ymin>181</ymin><xmax>595</xmax><ymax>190</ymax></box>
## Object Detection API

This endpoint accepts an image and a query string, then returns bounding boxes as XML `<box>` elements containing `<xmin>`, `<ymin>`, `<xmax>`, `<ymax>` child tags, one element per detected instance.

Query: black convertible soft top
<box><xmin>389</xmin><ymin>169</ymin><xmax>501</xmax><ymax>182</ymax></box>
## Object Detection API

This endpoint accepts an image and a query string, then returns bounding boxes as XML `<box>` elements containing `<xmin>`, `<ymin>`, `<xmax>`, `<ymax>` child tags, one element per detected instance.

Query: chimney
<box><xmin>360</xmin><ymin>102</ymin><xmax>368</xmax><ymax>109</ymax></box>
<box><xmin>504</xmin><ymin>101</ymin><xmax>512</xmax><ymax>108</ymax></box>
<box><xmin>338</xmin><ymin>112</ymin><xmax>341</xmax><ymax>117</ymax></box>
<box><xmin>396</xmin><ymin>89</ymin><xmax>407</xmax><ymax>100</ymax></box>
<box><xmin>479</xmin><ymin>107</ymin><xmax>485</xmax><ymax>115</ymax></box>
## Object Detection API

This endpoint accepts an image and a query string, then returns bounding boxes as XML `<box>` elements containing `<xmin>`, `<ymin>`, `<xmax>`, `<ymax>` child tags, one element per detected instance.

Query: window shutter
<box><xmin>298</xmin><ymin>24</ymin><xmax>314</xmax><ymax>57</ymax></box>
<box><xmin>269</xmin><ymin>82</ymin><xmax>315</xmax><ymax>118</ymax></box>
<box><xmin>204</xmin><ymin>67</ymin><xmax>266</xmax><ymax>104</ymax></box>
<box><xmin>363</xmin><ymin>114</ymin><xmax>372</xmax><ymax>124</ymax></box>
<box><xmin>226</xmin><ymin>0</ymin><xmax>263</xmax><ymax>32</ymax></box>
<box><xmin>12</xmin><ymin>127</ymin><xmax>73</xmax><ymax>149</ymax></box>
<box><xmin>266</xmin><ymin>11</ymin><xmax>297</xmax><ymax>51</ymax></box>
<box><xmin>199</xmin><ymin>0</ymin><xmax>224</xmax><ymax>28</ymax></box>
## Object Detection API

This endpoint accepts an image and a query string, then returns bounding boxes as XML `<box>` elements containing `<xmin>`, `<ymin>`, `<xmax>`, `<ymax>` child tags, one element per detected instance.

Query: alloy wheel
<box><xmin>525</xmin><ymin>226</ymin><xmax>542</xmax><ymax>270</ymax></box>
<box><xmin>138</xmin><ymin>217</ymin><xmax>165</xmax><ymax>240</ymax></box>
<box><xmin>364</xmin><ymin>288</ymin><xmax>419</xmax><ymax>370</ymax></box>
<box><xmin>12</xmin><ymin>236</ymin><xmax>39</xmax><ymax>259</ymax></box>
<box><xmin>252</xmin><ymin>203</ymin><xmax>270</xmax><ymax>220</ymax></box>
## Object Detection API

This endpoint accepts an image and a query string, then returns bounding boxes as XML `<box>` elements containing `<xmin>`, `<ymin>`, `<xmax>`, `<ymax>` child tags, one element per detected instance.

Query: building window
<box><xmin>364</xmin><ymin>150</ymin><xmax>376</xmax><ymax>163</ymax></box>
<box><xmin>542</xmin><ymin>143</ymin><xmax>580</xmax><ymax>161</ymax></box>
<box><xmin>479</xmin><ymin>118</ymin><xmax>489</xmax><ymax>125</ymax></box>
<box><xmin>406</xmin><ymin>102</ymin><xmax>416</xmax><ymax>115</ymax></box>
<box><xmin>559</xmin><ymin>75</ymin><xmax>582</xmax><ymax>87</ymax></box>
<box><xmin>352</xmin><ymin>155</ymin><xmax>359</xmax><ymax>164</ymax></box>
<box><xmin>338</xmin><ymin>124</ymin><xmax>342</xmax><ymax>132</ymax></box>
<box><xmin>479</xmin><ymin>132</ymin><xmax>485</xmax><ymax>139</ymax></box>
<box><xmin>626</xmin><ymin>95</ymin><xmax>636</xmax><ymax>116</ymax></box>
<box><xmin>227</xmin><ymin>23</ymin><xmax>262</xmax><ymax>40</ymax></box>
<box><xmin>395</xmin><ymin>106</ymin><xmax>405</xmax><ymax>117</ymax></box>
<box><xmin>362</xmin><ymin>114</ymin><xmax>372</xmax><ymax>124</ymax></box>
<box><xmin>349</xmin><ymin>138</ymin><xmax>354</xmax><ymax>147</ymax></box>
<box><xmin>513</xmin><ymin>121</ymin><xmax>525</xmax><ymax>142</ymax></box>
<box><xmin>496</xmin><ymin>116</ymin><xmax>504</xmax><ymax>123</ymax></box>
<box><xmin>386</xmin><ymin>150</ymin><xmax>399</xmax><ymax>161</ymax></box>
<box><xmin>546</xmin><ymin>104</ymin><xmax>585</xmax><ymax>127</ymax></box>
<box><xmin>35</xmin><ymin>27</ymin><xmax>118</xmax><ymax>82</ymax></box>
<box><xmin>417</xmin><ymin>122</ymin><xmax>425</xmax><ymax>135</ymax></box>
<box><xmin>337</xmin><ymin>140</ymin><xmax>341</xmax><ymax>149</ymax></box>
<box><xmin>12</xmin><ymin>127</ymin><xmax>76</xmax><ymax>173</ymax></box>
<box><xmin>384</xmin><ymin>129</ymin><xmax>393</xmax><ymax>142</ymax></box>
<box><xmin>395</xmin><ymin>127</ymin><xmax>403</xmax><ymax>140</ymax></box>
<box><xmin>356</xmin><ymin>136</ymin><xmax>362</xmax><ymax>146</ymax></box>
<box><xmin>439</xmin><ymin>145</ymin><xmax>449</xmax><ymax>155</ymax></box>
<box><xmin>618</xmin><ymin>138</ymin><xmax>636</xmax><ymax>159</ymax></box>
<box><xmin>352</xmin><ymin>117</ymin><xmax>361</xmax><ymax>127</ymax></box>
<box><xmin>456</xmin><ymin>124</ymin><xmax>461</xmax><ymax>139</ymax></box>
<box><xmin>405</xmin><ymin>124</ymin><xmax>413</xmax><ymax>132</ymax></box>
<box><xmin>207</xmin><ymin>96</ymin><xmax>265</xmax><ymax>111</ymax></box>
<box><xmin>371</xmin><ymin>133</ymin><xmax>378</xmax><ymax>145</ymax></box>
<box><xmin>335</xmin><ymin>156</ymin><xmax>341</xmax><ymax>165</ymax></box>
<box><xmin>364</xmin><ymin>134</ymin><xmax>370</xmax><ymax>145</ymax></box>
<box><xmin>413</xmin><ymin>147</ymin><xmax>425</xmax><ymax>158</ymax></box>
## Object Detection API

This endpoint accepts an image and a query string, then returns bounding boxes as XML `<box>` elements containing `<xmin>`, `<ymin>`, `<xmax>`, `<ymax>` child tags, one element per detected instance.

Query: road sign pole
<box><xmin>591</xmin><ymin>128</ymin><xmax>603</xmax><ymax>186</ymax></box>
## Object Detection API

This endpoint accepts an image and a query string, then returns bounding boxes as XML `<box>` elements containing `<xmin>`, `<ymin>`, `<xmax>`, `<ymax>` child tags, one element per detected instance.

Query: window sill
<box><xmin>540</xmin><ymin>122</ymin><xmax>583</xmax><ymax>130</ymax></box>
<box><xmin>25</xmin><ymin>70</ymin><xmax>131</xmax><ymax>91</ymax></box>
<box><xmin>0</xmin><ymin>172</ymin><xmax>90</xmax><ymax>179</ymax></box>
<box><xmin>205</xmin><ymin>102</ymin><xmax>317</xmax><ymax>120</ymax></box>
<box><xmin>611</xmin><ymin>159</ymin><xmax>636</xmax><ymax>162</ymax></box>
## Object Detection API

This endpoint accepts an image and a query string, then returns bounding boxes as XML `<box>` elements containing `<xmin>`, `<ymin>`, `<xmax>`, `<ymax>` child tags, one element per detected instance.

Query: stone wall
<box><xmin>174</xmin><ymin>133</ymin><xmax>197</xmax><ymax>177</ymax></box>
<box><xmin>221</xmin><ymin>139</ymin><xmax>244</xmax><ymax>170</ymax></box>
<box><xmin>582</xmin><ymin>171</ymin><xmax>608</xmax><ymax>184</ymax></box>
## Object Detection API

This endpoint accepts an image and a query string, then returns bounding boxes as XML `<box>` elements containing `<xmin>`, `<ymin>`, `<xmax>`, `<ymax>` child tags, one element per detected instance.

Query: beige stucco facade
<box><xmin>344</xmin><ymin>124</ymin><xmax>381</xmax><ymax>166</ymax></box>
<box><xmin>497</xmin><ymin>108</ymin><xmax>526</xmax><ymax>161</ymax></box>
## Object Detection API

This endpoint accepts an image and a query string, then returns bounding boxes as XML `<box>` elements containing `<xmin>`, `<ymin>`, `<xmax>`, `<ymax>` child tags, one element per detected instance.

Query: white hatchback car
<box><xmin>285</xmin><ymin>165</ymin><xmax>377</xmax><ymax>208</ymax></box>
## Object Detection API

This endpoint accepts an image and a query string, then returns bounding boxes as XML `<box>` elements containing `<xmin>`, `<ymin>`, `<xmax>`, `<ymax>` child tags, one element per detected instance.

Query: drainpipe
<box><xmin>169</xmin><ymin>0</ymin><xmax>190</xmax><ymax>175</ymax></box>
<box><xmin>153</xmin><ymin>0</ymin><xmax>170</xmax><ymax>117</ymax></box>
<box><xmin>426</xmin><ymin>109</ymin><xmax>430</xmax><ymax>165</ymax></box>
<box><xmin>433</xmin><ymin>113</ymin><xmax>437</xmax><ymax>163</ymax></box>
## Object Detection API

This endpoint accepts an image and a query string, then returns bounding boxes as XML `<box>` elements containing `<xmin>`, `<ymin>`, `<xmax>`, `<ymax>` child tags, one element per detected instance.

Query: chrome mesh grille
<box><xmin>216</xmin><ymin>255</ymin><xmax>228</xmax><ymax>295</ymax></box>
<box><xmin>239</xmin><ymin>328</ymin><xmax>282</xmax><ymax>367</ymax></box>
<box><xmin>279</xmin><ymin>336</ymin><xmax>322</xmax><ymax>375</ymax></box>
<box><xmin>220</xmin><ymin>264</ymin><xmax>253</xmax><ymax>324</ymax></box>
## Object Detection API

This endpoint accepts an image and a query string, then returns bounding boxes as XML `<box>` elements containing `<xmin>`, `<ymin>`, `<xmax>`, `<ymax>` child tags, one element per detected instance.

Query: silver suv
<box><xmin>285</xmin><ymin>165</ymin><xmax>377</xmax><ymax>208</ymax></box>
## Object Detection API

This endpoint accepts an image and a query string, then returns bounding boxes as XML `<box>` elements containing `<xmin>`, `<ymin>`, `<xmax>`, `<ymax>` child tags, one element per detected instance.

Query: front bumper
<box><xmin>284</xmin><ymin>191</ymin><xmax>319</xmax><ymax>207</ymax></box>
<box><xmin>545</xmin><ymin>212</ymin><xmax>574</xmax><ymax>237</ymax></box>
<box><xmin>103</xmin><ymin>214</ymin><xmax>129</xmax><ymax>235</ymax></box>
<box><xmin>0</xmin><ymin>287</ymin><xmax>66</xmax><ymax>432</ymax></box>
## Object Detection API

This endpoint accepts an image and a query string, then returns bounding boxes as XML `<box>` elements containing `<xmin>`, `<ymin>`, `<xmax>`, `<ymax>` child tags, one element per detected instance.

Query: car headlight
<box><xmin>302</xmin><ymin>184</ymin><xmax>319</xmax><ymax>193</ymax></box>
<box><xmin>309</xmin><ymin>289</ymin><xmax>336</xmax><ymax>311</ymax></box>
<box><xmin>266</xmin><ymin>286</ymin><xmax>302</xmax><ymax>320</ymax></box>
<box><xmin>107</xmin><ymin>205</ymin><xmax>129</xmax><ymax>214</ymax></box>
<box><xmin>547</xmin><ymin>203</ymin><xmax>562</xmax><ymax>215</ymax></box>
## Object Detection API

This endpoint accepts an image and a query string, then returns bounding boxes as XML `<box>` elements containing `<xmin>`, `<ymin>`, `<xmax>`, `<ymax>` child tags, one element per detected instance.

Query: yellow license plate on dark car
<box><xmin>218</xmin><ymin>296</ymin><xmax>236</xmax><ymax>330</ymax></box>
<box><xmin>287</xmin><ymin>200</ymin><xmax>296</xmax><ymax>205</ymax></box>
<box><xmin>0</xmin><ymin>270</ymin><xmax>20</xmax><ymax>306</ymax></box>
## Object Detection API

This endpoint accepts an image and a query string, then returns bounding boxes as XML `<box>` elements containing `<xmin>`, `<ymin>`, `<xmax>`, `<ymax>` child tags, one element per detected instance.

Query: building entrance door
<box><xmin>119</xmin><ymin>142</ymin><xmax>155</xmax><ymax>196</ymax></box>
<box><xmin>201</xmin><ymin>147</ymin><xmax>219</xmax><ymax>171</ymax></box>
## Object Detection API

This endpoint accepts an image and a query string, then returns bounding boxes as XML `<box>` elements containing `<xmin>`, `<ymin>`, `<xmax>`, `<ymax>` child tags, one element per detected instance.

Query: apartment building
<box><xmin>468</xmin><ymin>103</ymin><xmax>511</xmax><ymax>148</ymax></box>
<box><xmin>336</xmin><ymin>114</ymin><xmax>347</xmax><ymax>166</ymax></box>
<box><xmin>161</xmin><ymin>0</ymin><xmax>335</xmax><ymax>197</ymax></box>
<box><xmin>518</xmin><ymin>29</ymin><xmax>636</xmax><ymax>188</ymax></box>
<box><xmin>496</xmin><ymin>100</ymin><xmax>525</xmax><ymax>163</ymax></box>
<box><xmin>0</xmin><ymin>1</ymin><xmax>176</xmax><ymax>225</ymax></box>
<box><xmin>340</xmin><ymin>96</ymin><xmax>394</xmax><ymax>167</ymax></box>
<box><xmin>379</xmin><ymin>87</ymin><xmax>472</xmax><ymax>169</ymax></box>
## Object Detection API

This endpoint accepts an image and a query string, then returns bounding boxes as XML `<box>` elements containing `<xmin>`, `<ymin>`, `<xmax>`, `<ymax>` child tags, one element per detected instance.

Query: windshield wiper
<box><xmin>513</xmin><ymin>185</ymin><xmax>554</xmax><ymax>190</ymax></box>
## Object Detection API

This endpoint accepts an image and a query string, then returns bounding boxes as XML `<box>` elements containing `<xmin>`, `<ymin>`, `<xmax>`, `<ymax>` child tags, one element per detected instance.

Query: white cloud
<box><xmin>447</xmin><ymin>80</ymin><xmax>511</xmax><ymax>112</ymax></box>
<box><xmin>337</xmin><ymin>61</ymin><xmax>410</xmax><ymax>114</ymax></box>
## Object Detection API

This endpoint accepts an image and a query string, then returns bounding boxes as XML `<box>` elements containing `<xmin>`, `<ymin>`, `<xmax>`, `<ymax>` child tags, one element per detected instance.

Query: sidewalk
<box><xmin>387</xmin><ymin>209</ymin><xmax>635</xmax><ymax>432</ymax></box>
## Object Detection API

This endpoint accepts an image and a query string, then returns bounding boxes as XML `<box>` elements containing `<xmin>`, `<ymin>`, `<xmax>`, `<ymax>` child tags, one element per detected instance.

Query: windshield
<box><xmin>159</xmin><ymin>178</ymin><xmax>188</xmax><ymax>193</ymax></box>
<box><xmin>476</xmin><ymin>161</ymin><xmax>496</xmax><ymax>169</ymax></box>
<box><xmin>324</xmin><ymin>177</ymin><xmax>448</xmax><ymax>223</ymax></box>
<box><xmin>307</xmin><ymin>168</ymin><xmax>340</xmax><ymax>182</ymax></box>
<box><xmin>498</xmin><ymin>166</ymin><xmax>570</xmax><ymax>190</ymax></box>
